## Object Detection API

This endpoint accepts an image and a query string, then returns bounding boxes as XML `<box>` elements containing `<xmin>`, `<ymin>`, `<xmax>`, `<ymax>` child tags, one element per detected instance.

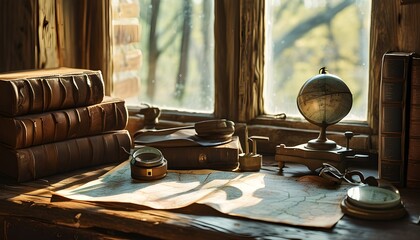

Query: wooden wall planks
<box><xmin>370</xmin><ymin>0</ymin><xmax>420</xmax><ymax>148</ymax></box>
<box><xmin>0</xmin><ymin>0</ymin><xmax>111</xmax><ymax>94</ymax></box>
<box><xmin>0</xmin><ymin>0</ymin><xmax>37</xmax><ymax>72</ymax></box>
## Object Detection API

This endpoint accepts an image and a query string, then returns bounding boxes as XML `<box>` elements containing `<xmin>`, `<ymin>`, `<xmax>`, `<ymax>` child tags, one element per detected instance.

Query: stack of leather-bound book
<box><xmin>0</xmin><ymin>68</ymin><xmax>132</xmax><ymax>182</ymax></box>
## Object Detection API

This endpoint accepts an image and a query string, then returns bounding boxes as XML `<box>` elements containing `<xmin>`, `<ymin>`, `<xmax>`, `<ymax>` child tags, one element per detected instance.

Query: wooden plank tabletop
<box><xmin>1</xmin><ymin>163</ymin><xmax>420</xmax><ymax>239</ymax></box>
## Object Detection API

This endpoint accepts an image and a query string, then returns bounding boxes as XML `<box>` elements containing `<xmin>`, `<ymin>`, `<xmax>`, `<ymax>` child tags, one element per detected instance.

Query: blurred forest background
<box><xmin>124</xmin><ymin>0</ymin><xmax>371</xmax><ymax>120</ymax></box>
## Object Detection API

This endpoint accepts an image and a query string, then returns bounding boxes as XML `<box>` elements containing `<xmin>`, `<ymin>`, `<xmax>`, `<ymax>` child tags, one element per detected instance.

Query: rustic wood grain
<box><xmin>369</xmin><ymin>0</ymin><xmax>420</xmax><ymax>150</ymax></box>
<box><xmin>214</xmin><ymin>0</ymin><xmax>265</xmax><ymax>122</ymax></box>
<box><xmin>214</xmin><ymin>0</ymin><xmax>240</xmax><ymax>121</ymax></box>
<box><xmin>36</xmin><ymin>0</ymin><xmax>59</xmax><ymax>69</ymax></box>
<box><xmin>1</xmin><ymin>163</ymin><xmax>419</xmax><ymax>239</ymax></box>
<box><xmin>3</xmin><ymin>0</ymin><xmax>420</xmax><ymax>163</ymax></box>
<box><xmin>2</xmin><ymin>217</ymin><xmax>135</xmax><ymax>240</ymax></box>
<box><xmin>55</xmin><ymin>0</ymin><xmax>112</xmax><ymax>95</ymax></box>
<box><xmin>238</xmin><ymin>0</ymin><xmax>265</xmax><ymax>122</ymax></box>
<box><xmin>0</xmin><ymin>0</ymin><xmax>36</xmax><ymax>72</ymax></box>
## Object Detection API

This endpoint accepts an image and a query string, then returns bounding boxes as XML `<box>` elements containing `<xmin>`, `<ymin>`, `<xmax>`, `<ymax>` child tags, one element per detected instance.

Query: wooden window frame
<box><xmin>133</xmin><ymin>0</ymin><xmax>374</xmax><ymax>154</ymax></box>
<box><xmin>0</xmin><ymin>0</ymin><xmax>384</xmax><ymax>154</ymax></box>
<box><xmin>3</xmin><ymin>1</ymin><xmax>420</xmax><ymax>155</ymax></box>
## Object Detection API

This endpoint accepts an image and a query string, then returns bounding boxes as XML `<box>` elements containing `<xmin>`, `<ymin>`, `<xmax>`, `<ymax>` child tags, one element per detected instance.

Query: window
<box><xmin>0</xmin><ymin>1</ymin><xmax>406</xmax><ymax>154</ymax></box>
<box><xmin>264</xmin><ymin>0</ymin><xmax>371</xmax><ymax>121</ymax></box>
<box><xmin>112</xmin><ymin>0</ymin><xmax>215</xmax><ymax>113</ymax></box>
<box><xmin>111</xmin><ymin>0</ymin><xmax>373</xmax><ymax>152</ymax></box>
<box><xmin>112</xmin><ymin>0</ymin><xmax>370</xmax><ymax>120</ymax></box>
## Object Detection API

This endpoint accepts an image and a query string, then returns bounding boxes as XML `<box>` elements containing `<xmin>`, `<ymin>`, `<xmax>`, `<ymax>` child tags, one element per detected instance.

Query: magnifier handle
<box><xmin>134</xmin><ymin>125</ymin><xmax>194</xmax><ymax>138</ymax></box>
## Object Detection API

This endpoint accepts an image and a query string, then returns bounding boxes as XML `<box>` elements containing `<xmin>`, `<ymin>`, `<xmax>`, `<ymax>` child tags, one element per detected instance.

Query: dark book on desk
<box><xmin>378</xmin><ymin>52</ymin><xmax>413</xmax><ymax>187</ymax></box>
<box><xmin>0</xmin><ymin>130</ymin><xmax>132</xmax><ymax>182</ymax></box>
<box><xmin>0</xmin><ymin>68</ymin><xmax>104</xmax><ymax>117</ymax></box>
<box><xmin>407</xmin><ymin>57</ymin><xmax>420</xmax><ymax>188</ymax></box>
<box><xmin>156</xmin><ymin>136</ymin><xmax>241</xmax><ymax>171</ymax></box>
<box><xmin>0</xmin><ymin>96</ymin><xmax>128</xmax><ymax>149</ymax></box>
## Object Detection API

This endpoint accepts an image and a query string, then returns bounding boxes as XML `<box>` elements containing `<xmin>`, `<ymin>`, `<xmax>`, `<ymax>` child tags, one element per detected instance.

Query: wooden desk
<box><xmin>1</xmin><ymin>163</ymin><xmax>419</xmax><ymax>240</ymax></box>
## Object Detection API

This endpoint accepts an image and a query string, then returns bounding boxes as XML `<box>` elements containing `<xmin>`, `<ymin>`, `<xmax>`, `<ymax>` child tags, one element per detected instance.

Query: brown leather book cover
<box><xmin>0</xmin><ymin>67</ymin><xmax>104</xmax><ymax>117</ymax></box>
<box><xmin>0</xmin><ymin>130</ymin><xmax>132</xmax><ymax>182</ymax></box>
<box><xmin>154</xmin><ymin>136</ymin><xmax>241</xmax><ymax>171</ymax></box>
<box><xmin>0</xmin><ymin>96</ymin><xmax>128</xmax><ymax>149</ymax></box>
<box><xmin>407</xmin><ymin>57</ymin><xmax>420</xmax><ymax>188</ymax></box>
<box><xmin>378</xmin><ymin>52</ymin><xmax>413</xmax><ymax>187</ymax></box>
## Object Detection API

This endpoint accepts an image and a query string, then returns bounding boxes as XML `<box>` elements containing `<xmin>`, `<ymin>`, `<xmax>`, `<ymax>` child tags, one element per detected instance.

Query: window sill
<box><xmin>128</xmin><ymin>107</ymin><xmax>371</xmax><ymax>134</ymax></box>
<box><xmin>127</xmin><ymin>111</ymin><xmax>373</xmax><ymax>157</ymax></box>
<box><xmin>253</xmin><ymin>115</ymin><xmax>371</xmax><ymax>135</ymax></box>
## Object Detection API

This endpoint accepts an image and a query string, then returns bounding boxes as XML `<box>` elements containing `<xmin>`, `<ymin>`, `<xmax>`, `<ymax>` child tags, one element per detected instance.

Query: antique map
<box><xmin>54</xmin><ymin>161</ymin><xmax>351</xmax><ymax>228</ymax></box>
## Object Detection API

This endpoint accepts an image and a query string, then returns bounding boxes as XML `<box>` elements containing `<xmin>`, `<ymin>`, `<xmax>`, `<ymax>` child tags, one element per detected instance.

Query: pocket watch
<box><xmin>341</xmin><ymin>185</ymin><xmax>406</xmax><ymax>220</ymax></box>
<box><xmin>346</xmin><ymin>185</ymin><xmax>401</xmax><ymax>209</ymax></box>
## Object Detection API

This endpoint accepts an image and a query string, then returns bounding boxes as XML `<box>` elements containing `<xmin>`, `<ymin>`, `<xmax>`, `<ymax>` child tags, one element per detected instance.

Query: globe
<box><xmin>297</xmin><ymin>67</ymin><xmax>352</xmax><ymax>150</ymax></box>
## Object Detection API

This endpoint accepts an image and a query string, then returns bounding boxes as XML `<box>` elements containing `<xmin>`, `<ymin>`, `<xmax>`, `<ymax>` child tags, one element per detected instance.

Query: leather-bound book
<box><xmin>0</xmin><ymin>68</ymin><xmax>104</xmax><ymax>117</ymax></box>
<box><xmin>0</xmin><ymin>130</ymin><xmax>132</xmax><ymax>182</ymax></box>
<box><xmin>0</xmin><ymin>96</ymin><xmax>128</xmax><ymax>149</ymax></box>
<box><xmin>407</xmin><ymin>57</ymin><xmax>420</xmax><ymax>188</ymax></box>
<box><xmin>156</xmin><ymin>136</ymin><xmax>241</xmax><ymax>171</ymax></box>
<box><xmin>378</xmin><ymin>52</ymin><xmax>413</xmax><ymax>187</ymax></box>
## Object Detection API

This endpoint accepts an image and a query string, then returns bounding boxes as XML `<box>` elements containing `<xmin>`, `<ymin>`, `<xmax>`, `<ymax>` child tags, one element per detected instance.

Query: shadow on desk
<box><xmin>1</xmin><ymin>162</ymin><xmax>420</xmax><ymax>240</ymax></box>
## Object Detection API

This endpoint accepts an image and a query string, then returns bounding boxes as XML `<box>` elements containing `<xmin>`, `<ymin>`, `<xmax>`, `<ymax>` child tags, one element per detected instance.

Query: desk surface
<box><xmin>1</xmin><ymin>162</ymin><xmax>420</xmax><ymax>240</ymax></box>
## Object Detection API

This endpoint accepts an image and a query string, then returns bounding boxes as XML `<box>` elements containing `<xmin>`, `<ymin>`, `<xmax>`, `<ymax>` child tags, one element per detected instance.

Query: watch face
<box><xmin>346</xmin><ymin>186</ymin><xmax>401</xmax><ymax>209</ymax></box>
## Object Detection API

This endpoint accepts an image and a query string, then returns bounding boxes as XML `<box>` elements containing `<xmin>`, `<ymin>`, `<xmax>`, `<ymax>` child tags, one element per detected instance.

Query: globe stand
<box><xmin>305</xmin><ymin>125</ymin><xmax>339</xmax><ymax>150</ymax></box>
<box><xmin>276</xmin><ymin>127</ymin><xmax>370</xmax><ymax>172</ymax></box>
<box><xmin>275</xmin><ymin>135</ymin><xmax>356</xmax><ymax>171</ymax></box>
<box><xmin>275</xmin><ymin>67</ymin><xmax>368</xmax><ymax>172</ymax></box>
<box><xmin>275</xmin><ymin>128</ymin><xmax>367</xmax><ymax>172</ymax></box>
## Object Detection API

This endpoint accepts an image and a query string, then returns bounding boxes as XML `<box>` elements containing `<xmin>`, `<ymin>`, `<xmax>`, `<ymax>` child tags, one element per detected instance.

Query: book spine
<box><xmin>407</xmin><ymin>57</ymin><xmax>420</xmax><ymax>188</ymax></box>
<box><xmin>378</xmin><ymin>52</ymin><xmax>412</xmax><ymax>187</ymax></box>
<box><xmin>0</xmin><ymin>130</ymin><xmax>131</xmax><ymax>182</ymax></box>
<box><xmin>3</xmin><ymin>71</ymin><xmax>105</xmax><ymax>117</ymax></box>
<box><xmin>0</xmin><ymin>98</ymin><xmax>128</xmax><ymax>149</ymax></box>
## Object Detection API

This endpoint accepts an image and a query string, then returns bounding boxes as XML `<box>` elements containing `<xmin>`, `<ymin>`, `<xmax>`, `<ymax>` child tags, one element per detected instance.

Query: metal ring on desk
<box><xmin>130</xmin><ymin>146</ymin><xmax>167</xmax><ymax>181</ymax></box>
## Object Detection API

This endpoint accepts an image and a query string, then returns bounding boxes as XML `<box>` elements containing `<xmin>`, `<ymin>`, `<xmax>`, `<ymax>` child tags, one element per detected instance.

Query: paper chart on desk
<box><xmin>54</xmin><ymin>161</ymin><xmax>351</xmax><ymax>228</ymax></box>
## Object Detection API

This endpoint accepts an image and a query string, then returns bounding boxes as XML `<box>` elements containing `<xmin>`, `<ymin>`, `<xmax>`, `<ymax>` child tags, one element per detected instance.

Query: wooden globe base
<box><xmin>275</xmin><ymin>143</ymin><xmax>353</xmax><ymax>172</ymax></box>
<box><xmin>306</xmin><ymin>138</ymin><xmax>340</xmax><ymax>150</ymax></box>
<box><xmin>305</xmin><ymin>125</ymin><xmax>340</xmax><ymax>150</ymax></box>
<box><xmin>275</xmin><ymin>124</ymin><xmax>354</xmax><ymax>171</ymax></box>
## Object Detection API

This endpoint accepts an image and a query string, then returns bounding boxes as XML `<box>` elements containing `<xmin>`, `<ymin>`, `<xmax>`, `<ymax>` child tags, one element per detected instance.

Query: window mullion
<box><xmin>238</xmin><ymin>0</ymin><xmax>265</xmax><ymax>122</ymax></box>
<box><xmin>214</xmin><ymin>0</ymin><xmax>239</xmax><ymax>121</ymax></box>
<box><xmin>214</xmin><ymin>0</ymin><xmax>264</xmax><ymax>122</ymax></box>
